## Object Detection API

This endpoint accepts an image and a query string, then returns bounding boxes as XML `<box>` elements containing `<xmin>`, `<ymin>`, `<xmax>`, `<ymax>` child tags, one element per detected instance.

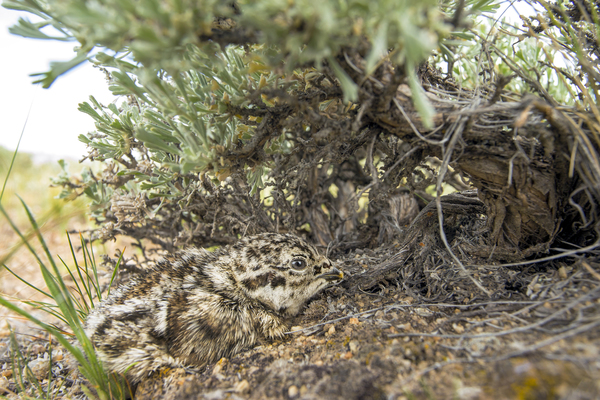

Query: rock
<box><xmin>452</xmin><ymin>323</ymin><xmax>465</xmax><ymax>334</ymax></box>
<box><xmin>29</xmin><ymin>344</ymin><xmax>46</xmax><ymax>355</ymax></box>
<box><xmin>288</xmin><ymin>385</ymin><xmax>298</xmax><ymax>398</ymax></box>
<box><xmin>558</xmin><ymin>266</ymin><xmax>568</xmax><ymax>279</ymax></box>
<box><xmin>53</xmin><ymin>351</ymin><xmax>64</xmax><ymax>361</ymax></box>
<box><xmin>26</xmin><ymin>358</ymin><xmax>50</xmax><ymax>380</ymax></box>
<box><xmin>456</xmin><ymin>386</ymin><xmax>482</xmax><ymax>400</ymax></box>
<box><xmin>235</xmin><ymin>379</ymin><xmax>250</xmax><ymax>393</ymax></box>
<box><xmin>415</xmin><ymin>308</ymin><xmax>433</xmax><ymax>317</ymax></box>
<box><xmin>289</xmin><ymin>326</ymin><xmax>304</xmax><ymax>335</ymax></box>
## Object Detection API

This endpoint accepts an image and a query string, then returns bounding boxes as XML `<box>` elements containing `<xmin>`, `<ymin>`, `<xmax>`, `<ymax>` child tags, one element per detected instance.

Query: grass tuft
<box><xmin>1</xmin><ymin>144</ymin><xmax>130</xmax><ymax>399</ymax></box>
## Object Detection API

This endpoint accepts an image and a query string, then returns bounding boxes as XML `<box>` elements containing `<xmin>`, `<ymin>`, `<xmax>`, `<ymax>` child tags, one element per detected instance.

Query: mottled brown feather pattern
<box><xmin>84</xmin><ymin>233</ymin><xmax>343</xmax><ymax>383</ymax></box>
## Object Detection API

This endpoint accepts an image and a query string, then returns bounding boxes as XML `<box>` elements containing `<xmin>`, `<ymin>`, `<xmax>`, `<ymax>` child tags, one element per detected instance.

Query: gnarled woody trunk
<box><xmin>336</xmin><ymin>52</ymin><xmax>591</xmax><ymax>263</ymax></box>
<box><xmin>459</xmin><ymin>149</ymin><xmax>558</xmax><ymax>257</ymax></box>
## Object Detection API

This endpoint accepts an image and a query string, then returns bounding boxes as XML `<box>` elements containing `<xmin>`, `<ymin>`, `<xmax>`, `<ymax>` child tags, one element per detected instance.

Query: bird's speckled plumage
<box><xmin>84</xmin><ymin>233</ymin><xmax>343</xmax><ymax>383</ymax></box>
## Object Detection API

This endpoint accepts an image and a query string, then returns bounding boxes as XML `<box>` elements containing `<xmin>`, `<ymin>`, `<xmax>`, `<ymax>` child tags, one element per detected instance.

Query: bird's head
<box><xmin>224</xmin><ymin>233</ymin><xmax>343</xmax><ymax>316</ymax></box>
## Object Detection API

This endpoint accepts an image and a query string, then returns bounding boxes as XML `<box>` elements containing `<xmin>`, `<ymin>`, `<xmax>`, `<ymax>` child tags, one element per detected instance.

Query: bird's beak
<box><xmin>316</xmin><ymin>268</ymin><xmax>344</xmax><ymax>282</ymax></box>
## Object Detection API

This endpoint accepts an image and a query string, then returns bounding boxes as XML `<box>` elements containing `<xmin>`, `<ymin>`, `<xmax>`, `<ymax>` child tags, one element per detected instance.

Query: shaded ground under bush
<box><xmin>2</xmin><ymin>191</ymin><xmax>600</xmax><ymax>399</ymax></box>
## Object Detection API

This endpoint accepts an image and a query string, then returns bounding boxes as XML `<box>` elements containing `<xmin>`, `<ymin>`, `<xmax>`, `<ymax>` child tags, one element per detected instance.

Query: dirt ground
<box><xmin>130</xmin><ymin>263</ymin><xmax>600</xmax><ymax>400</ymax></box>
<box><xmin>1</xmin><ymin>231</ymin><xmax>599</xmax><ymax>399</ymax></box>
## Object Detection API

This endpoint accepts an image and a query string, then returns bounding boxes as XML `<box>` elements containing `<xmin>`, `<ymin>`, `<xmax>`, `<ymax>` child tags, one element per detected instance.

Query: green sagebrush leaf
<box><xmin>30</xmin><ymin>53</ymin><xmax>89</xmax><ymax>88</ymax></box>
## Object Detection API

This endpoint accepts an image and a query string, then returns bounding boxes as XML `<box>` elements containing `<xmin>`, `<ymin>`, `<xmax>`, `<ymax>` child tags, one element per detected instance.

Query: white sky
<box><xmin>0</xmin><ymin>8</ymin><xmax>115</xmax><ymax>161</ymax></box>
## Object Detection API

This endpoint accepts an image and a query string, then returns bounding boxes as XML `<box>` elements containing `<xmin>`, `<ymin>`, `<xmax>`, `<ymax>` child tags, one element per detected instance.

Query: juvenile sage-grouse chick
<box><xmin>84</xmin><ymin>233</ymin><xmax>343</xmax><ymax>383</ymax></box>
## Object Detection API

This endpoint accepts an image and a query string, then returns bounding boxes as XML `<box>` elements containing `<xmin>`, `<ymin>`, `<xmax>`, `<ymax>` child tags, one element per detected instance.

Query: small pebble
<box><xmin>396</xmin><ymin>323</ymin><xmax>411</xmax><ymax>331</ymax></box>
<box><xmin>348</xmin><ymin>340</ymin><xmax>359</xmax><ymax>353</ymax></box>
<box><xmin>213</xmin><ymin>372</ymin><xmax>225</xmax><ymax>381</ymax></box>
<box><xmin>235</xmin><ymin>379</ymin><xmax>250</xmax><ymax>393</ymax></box>
<box><xmin>30</xmin><ymin>344</ymin><xmax>46</xmax><ymax>355</ymax></box>
<box><xmin>452</xmin><ymin>323</ymin><xmax>465</xmax><ymax>334</ymax></box>
<box><xmin>26</xmin><ymin>358</ymin><xmax>50</xmax><ymax>380</ymax></box>
<box><xmin>288</xmin><ymin>385</ymin><xmax>299</xmax><ymax>398</ymax></box>
<box><xmin>212</xmin><ymin>364</ymin><xmax>223</xmax><ymax>375</ymax></box>
<box><xmin>349</xmin><ymin>318</ymin><xmax>359</xmax><ymax>325</ymax></box>
<box><xmin>415</xmin><ymin>308</ymin><xmax>433</xmax><ymax>317</ymax></box>
<box><xmin>558</xmin><ymin>266</ymin><xmax>568</xmax><ymax>279</ymax></box>
<box><xmin>290</xmin><ymin>326</ymin><xmax>303</xmax><ymax>335</ymax></box>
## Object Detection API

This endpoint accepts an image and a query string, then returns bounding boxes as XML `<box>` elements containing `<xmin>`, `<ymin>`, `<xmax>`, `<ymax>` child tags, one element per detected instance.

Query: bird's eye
<box><xmin>290</xmin><ymin>259</ymin><xmax>307</xmax><ymax>270</ymax></box>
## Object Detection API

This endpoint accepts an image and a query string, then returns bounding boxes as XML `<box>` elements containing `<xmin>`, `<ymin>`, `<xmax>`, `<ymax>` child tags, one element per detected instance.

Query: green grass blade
<box><xmin>0</xmin><ymin>236</ymin><xmax>32</xmax><ymax>268</ymax></box>
<box><xmin>0</xmin><ymin>295</ymin><xmax>114</xmax><ymax>397</ymax></box>
<box><xmin>80</xmin><ymin>233</ymin><xmax>101</xmax><ymax>301</ymax></box>
<box><xmin>1</xmin><ymin>168</ymin><xmax>127</xmax><ymax>397</ymax></box>
<box><xmin>0</xmin><ymin>204</ymin><xmax>52</xmax><ymax>280</ymax></box>
<box><xmin>0</xmin><ymin>100</ymin><xmax>33</xmax><ymax>203</ymax></box>
<box><xmin>87</xmin><ymin>236</ymin><xmax>101</xmax><ymax>298</ymax></box>
<box><xmin>78</xmin><ymin>233</ymin><xmax>94</xmax><ymax>305</ymax></box>
<box><xmin>10</xmin><ymin>200</ymin><xmax>113</xmax><ymax>388</ymax></box>
<box><xmin>67</xmin><ymin>233</ymin><xmax>95</xmax><ymax>309</ymax></box>
<box><xmin>9</xmin><ymin>330</ymin><xmax>27</xmax><ymax>395</ymax></box>
<box><xmin>57</xmin><ymin>253</ymin><xmax>91</xmax><ymax>315</ymax></box>
<box><xmin>0</xmin><ymin>296</ymin><xmax>86</xmax><ymax>366</ymax></box>
<box><xmin>16</xmin><ymin>197</ymin><xmax>81</xmax><ymax>327</ymax></box>
<box><xmin>58</xmin><ymin>253</ymin><xmax>85</xmax><ymax>298</ymax></box>
<box><xmin>80</xmin><ymin>235</ymin><xmax>98</xmax><ymax>305</ymax></box>
<box><xmin>21</xmin><ymin>299</ymin><xmax>69</xmax><ymax>325</ymax></box>
<box><xmin>17</xmin><ymin>196</ymin><xmax>61</xmax><ymax>273</ymax></box>
<box><xmin>107</xmin><ymin>249</ymin><xmax>125</xmax><ymax>297</ymax></box>
<box><xmin>47</xmin><ymin>337</ymin><xmax>54</xmax><ymax>392</ymax></box>
<box><xmin>76</xmin><ymin>262</ymin><xmax>96</xmax><ymax>310</ymax></box>
<box><xmin>2</xmin><ymin>264</ymin><xmax>53</xmax><ymax>299</ymax></box>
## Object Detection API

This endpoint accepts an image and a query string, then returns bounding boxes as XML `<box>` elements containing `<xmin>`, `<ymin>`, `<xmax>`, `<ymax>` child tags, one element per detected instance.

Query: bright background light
<box><xmin>0</xmin><ymin>9</ymin><xmax>115</xmax><ymax>162</ymax></box>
